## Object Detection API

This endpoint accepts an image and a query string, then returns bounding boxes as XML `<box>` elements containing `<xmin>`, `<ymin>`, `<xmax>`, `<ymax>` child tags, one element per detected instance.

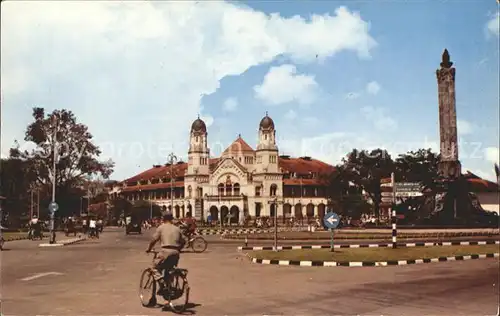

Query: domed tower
<box><xmin>256</xmin><ymin>112</ymin><xmax>279</xmax><ymax>173</ymax></box>
<box><xmin>187</xmin><ymin>116</ymin><xmax>210</xmax><ymax>176</ymax></box>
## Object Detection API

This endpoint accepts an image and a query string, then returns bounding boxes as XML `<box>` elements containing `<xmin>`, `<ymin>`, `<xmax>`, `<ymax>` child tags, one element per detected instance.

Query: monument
<box><xmin>429</xmin><ymin>49</ymin><xmax>497</xmax><ymax>225</ymax></box>
<box><xmin>436</xmin><ymin>49</ymin><xmax>461</xmax><ymax>179</ymax></box>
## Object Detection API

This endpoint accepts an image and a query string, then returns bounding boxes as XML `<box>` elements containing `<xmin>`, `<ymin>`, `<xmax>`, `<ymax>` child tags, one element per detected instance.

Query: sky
<box><xmin>1</xmin><ymin>1</ymin><xmax>499</xmax><ymax>181</ymax></box>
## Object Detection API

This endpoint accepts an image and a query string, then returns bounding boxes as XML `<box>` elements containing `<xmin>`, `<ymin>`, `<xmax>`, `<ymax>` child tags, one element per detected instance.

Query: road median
<box><xmin>246</xmin><ymin>244</ymin><xmax>500</xmax><ymax>267</ymax></box>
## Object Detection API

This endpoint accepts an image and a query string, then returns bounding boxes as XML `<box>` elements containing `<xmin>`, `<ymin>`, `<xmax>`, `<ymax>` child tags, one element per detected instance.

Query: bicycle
<box><xmin>139</xmin><ymin>250</ymin><xmax>190</xmax><ymax>313</ymax></box>
<box><xmin>183</xmin><ymin>232</ymin><xmax>208</xmax><ymax>253</ymax></box>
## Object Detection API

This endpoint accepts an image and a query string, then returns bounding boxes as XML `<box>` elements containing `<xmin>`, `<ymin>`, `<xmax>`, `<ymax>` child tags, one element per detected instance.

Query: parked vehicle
<box><xmin>126</xmin><ymin>216</ymin><xmax>142</xmax><ymax>235</ymax></box>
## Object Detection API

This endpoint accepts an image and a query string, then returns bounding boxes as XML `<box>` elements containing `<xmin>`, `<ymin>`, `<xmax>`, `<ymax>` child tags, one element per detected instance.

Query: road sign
<box><xmin>48</xmin><ymin>202</ymin><xmax>58</xmax><ymax>213</ymax></box>
<box><xmin>323</xmin><ymin>212</ymin><xmax>340</xmax><ymax>229</ymax></box>
<box><xmin>394</xmin><ymin>182</ymin><xmax>421</xmax><ymax>192</ymax></box>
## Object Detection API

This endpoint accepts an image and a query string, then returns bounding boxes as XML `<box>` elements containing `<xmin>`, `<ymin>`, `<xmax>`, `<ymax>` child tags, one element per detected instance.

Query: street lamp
<box><xmin>49</xmin><ymin>117</ymin><xmax>59</xmax><ymax>244</ymax></box>
<box><xmin>167</xmin><ymin>153</ymin><xmax>177</xmax><ymax>217</ymax></box>
<box><xmin>268</xmin><ymin>196</ymin><xmax>283</xmax><ymax>252</ymax></box>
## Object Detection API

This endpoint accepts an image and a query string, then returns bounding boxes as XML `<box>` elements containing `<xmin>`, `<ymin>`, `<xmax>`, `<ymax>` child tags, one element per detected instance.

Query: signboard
<box><xmin>394</xmin><ymin>182</ymin><xmax>421</xmax><ymax>192</ymax></box>
<box><xmin>194</xmin><ymin>199</ymin><xmax>203</xmax><ymax>220</ymax></box>
<box><xmin>323</xmin><ymin>212</ymin><xmax>340</xmax><ymax>229</ymax></box>
<box><xmin>323</xmin><ymin>212</ymin><xmax>340</xmax><ymax>252</ymax></box>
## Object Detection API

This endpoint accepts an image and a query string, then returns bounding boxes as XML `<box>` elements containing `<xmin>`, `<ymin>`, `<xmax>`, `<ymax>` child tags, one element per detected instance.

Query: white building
<box><xmin>113</xmin><ymin>114</ymin><xmax>335</xmax><ymax>222</ymax></box>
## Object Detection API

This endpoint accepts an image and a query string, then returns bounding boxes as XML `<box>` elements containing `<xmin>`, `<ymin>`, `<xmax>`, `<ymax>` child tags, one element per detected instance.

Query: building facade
<box><xmin>113</xmin><ymin>114</ymin><xmax>335</xmax><ymax>222</ymax></box>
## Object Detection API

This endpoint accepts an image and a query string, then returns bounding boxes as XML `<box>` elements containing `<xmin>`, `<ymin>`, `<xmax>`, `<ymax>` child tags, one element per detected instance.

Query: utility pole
<box><xmin>30</xmin><ymin>188</ymin><xmax>34</xmax><ymax>219</ymax></box>
<box><xmin>168</xmin><ymin>153</ymin><xmax>177</xmax><ymax>216</ymax></box>
<box><xmin>50</xmin><ymin>117</ymin><xmax>58</xmax><ymax>244</ymax></box>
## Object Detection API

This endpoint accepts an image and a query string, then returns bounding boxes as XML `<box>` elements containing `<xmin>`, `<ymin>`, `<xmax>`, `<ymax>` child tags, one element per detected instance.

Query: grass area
<box><xmin>2</xmin><ymin>232</ymin><xmax>27</xmax><ymax>239</ymax></box>
<box><xmin>248</xmin><ymin>245</ymin><xmax>500</xmax><ymax>262</ymax></box>
<box><xmin>230</xmin><ymin>231</ymin><xmax>497</xmax><ymax>240</ymax></box>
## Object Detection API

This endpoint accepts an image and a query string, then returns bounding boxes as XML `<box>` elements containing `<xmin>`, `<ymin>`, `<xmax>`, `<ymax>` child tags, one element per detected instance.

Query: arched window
<box><xmin>197</xmin><ymin>187</ymin><xmax>203</xmax><ymax>198</ymax></box>
<box><xmin>270</xmin><ymin>184</ymin><xmax>277</xmax><ymax>196</ymax></box>
<box><xmin>233</xmin><ymin>183</ymin><xmax>240</xmax><ymax>196</ymax></box>
<box><xmin>226</xmin><ymin>183</ymin><xmax>233</xmax><ymax>196</ymax></box>
<box><xmin>255</xmin><ymin>186</ymin><xmax>261</xmax><ymax>196</ymax></box>
<box><xmin>187</xmin><ymin>185</ymin><xmax>192</xmax><ymax>198</ymax></box>
<box><xmin>218</xmin><ymin>183</ymin><xmax>225</xmax><ymax>196</ymax></box>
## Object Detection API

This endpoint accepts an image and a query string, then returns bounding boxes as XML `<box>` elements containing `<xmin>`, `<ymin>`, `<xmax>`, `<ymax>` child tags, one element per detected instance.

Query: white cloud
<box><xmin>486</xmin><ymin>12</ymin><xmax>499</xmax><ymax>37</ymax></box>
<box><xmin>284</xmin><ymin>109</ymin><xmax>298</xmax><ymax>120</ymax></box>
<box><xmin>302</xmin><ymin>117</ymin><xmax>320</xmax><ymax>125</ymax></box>
<box><xmin>0</xmin><ymin>2</ymin><xmax>376</xmax><ymax>179</ymax></box>
<box><xmin>366</xmin><ymin>81</ymin><xmax>381</xmax><ymax>95</ymax></box>
<box><xmin>457</xmin><ymin>119</ymin><xmax>473</xmax><ymax>135</ymax></box>
<box><xmin>485</xmin><ymin>147</ymin><xmax>499</xmax><ymax>165</ymax></box>
<box><xmin>223</xmin><ymin>97</ymin><xmax>238</xmax><ymax>112</ymax></box>
<box><xmin>254</xmin><ymin>64</ymin><xmax>318</xmax><ymax>105</ymax></box>
<box><xmin>345</xmin><ymin>92</ymin><xmax>360</xmax><ymax>100</ymax></box>
<box><xmin>279</xmin><ymin>132</ymin><xmax>440</xmax><ymax>165</ymax></box>
<box><xmin>360</xmin><ymin>106</ymin><xmax>397</xmax><ymax>131</ymax></box>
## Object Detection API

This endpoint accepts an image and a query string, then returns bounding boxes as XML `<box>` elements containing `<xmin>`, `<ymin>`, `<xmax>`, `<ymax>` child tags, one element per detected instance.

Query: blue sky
<box><xmin>1</xmin><ymin>1</ymin><xmax>499</xmax><ymax>181</ymax></box>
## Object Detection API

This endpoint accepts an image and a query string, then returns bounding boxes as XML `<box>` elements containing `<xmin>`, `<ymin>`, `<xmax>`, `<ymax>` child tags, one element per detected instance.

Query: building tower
<box><xmin>256</xmin><ymin>112</ymin><xmax>279</xmax><ymax>173</ymax></box>
<box><xmin>185</xmin><ymin>117</ymin><xmax>210</xmax><ymax>219</ymax></box>
<box><xmin>436</xmin><ymin>49</ymin><xmax>461</xmax><ymax>179</ymax></box>
<box><xmin>187</xmin><ymin>116</ymin><xmax>210</xmax><ymax>175</ymax></box>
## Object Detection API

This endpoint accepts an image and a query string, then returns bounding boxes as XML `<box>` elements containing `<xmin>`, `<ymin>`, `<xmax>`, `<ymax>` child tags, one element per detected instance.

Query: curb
<box><xmin>224</xmin><ymin>232</ymin><xmax>499</xmax><ymax>240</ymax></box>
<box><xmin>199</xmin><ymin>228</ymin><xmax>293</xmax><ymax>235</ymax></box>
<box><xmin>238</xmin><ymin>240</ymin><xmax>500</xmax><ymax>251</ymax></box>
<box><xmin>248</xmin><ymin>253</ymin><xmax>500</xmax><ymax>267</ymax></box>
<box><xmin>39</xmin><ymin>237</ymin><xmax>87</xmax><ymax>247</ymax></box>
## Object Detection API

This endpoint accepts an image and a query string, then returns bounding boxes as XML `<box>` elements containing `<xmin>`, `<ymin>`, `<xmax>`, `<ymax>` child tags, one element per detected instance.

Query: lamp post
<box><xmin>268</xmin><ymin>196</ymin><xmax>283</xmax><ymax>252</ymax></box>
<box><xmin>49</xmin><ymin>117</ymin><xmax>58</xmax><ymax>244</ymax></box>
<box><xmin>168</xmin><ymin>153</ymin><xmax>177</xmax><ymax>216</ymax></box>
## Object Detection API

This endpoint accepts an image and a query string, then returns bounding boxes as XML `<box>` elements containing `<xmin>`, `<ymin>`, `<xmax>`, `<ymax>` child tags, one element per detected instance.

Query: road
<box><xmin>1</xmin><ymin>227</ymin><xmax>498</xmax><ymax>315</ymax></box>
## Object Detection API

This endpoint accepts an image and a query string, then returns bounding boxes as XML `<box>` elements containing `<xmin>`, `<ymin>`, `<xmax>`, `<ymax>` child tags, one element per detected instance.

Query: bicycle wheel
<box><xmin>190</xmin><ymin>236</ymin><xmax>208</xmax><ymax>253</ymax></box>
<box><xmin>139</xmin><ymin>269</ymin><xmax>157</xmax><ymax>307</ymax></box>
<box><xmin>166</xmin><ymin>270</ymin><xmax>190</xmax><ymax>313</ymax></box>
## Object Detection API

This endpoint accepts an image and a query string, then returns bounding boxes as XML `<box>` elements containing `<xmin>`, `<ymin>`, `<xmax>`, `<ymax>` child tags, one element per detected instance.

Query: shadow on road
<box><xmin>161</xmin><ymin>302</ymin><xmax>201</xmax><ymax>314</ymax></box>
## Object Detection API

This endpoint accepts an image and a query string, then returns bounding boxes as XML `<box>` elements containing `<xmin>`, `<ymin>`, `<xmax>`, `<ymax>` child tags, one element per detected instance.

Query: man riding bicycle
<box><xmin>146</xmin><ymin>213</ymin><xmax>186</xmax><ymax>293</ymax></box>
<box><xmin>179</xmin><ymin>212</ymin><xmax>197</xmax><ymax>240</ymax></box>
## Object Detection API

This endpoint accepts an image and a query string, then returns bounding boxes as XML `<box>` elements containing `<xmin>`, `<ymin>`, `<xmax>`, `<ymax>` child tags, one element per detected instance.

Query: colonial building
<box><xmin>113</xmin><ymin>114</ymin><xmax>335</xmax><ymax>222</ymax></box>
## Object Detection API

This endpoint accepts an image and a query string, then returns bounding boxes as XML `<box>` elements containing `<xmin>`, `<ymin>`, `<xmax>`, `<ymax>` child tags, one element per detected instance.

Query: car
<box><xmin>126</xmin><ymin>219</ymin><xmax>142</xmax><ymax>235</ymax></box>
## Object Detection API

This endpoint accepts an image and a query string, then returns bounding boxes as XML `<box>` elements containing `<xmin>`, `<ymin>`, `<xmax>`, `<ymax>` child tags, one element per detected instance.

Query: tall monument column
<box><xmin>436</xmin><ymin>49</ymin><xmax>461</xmax><ymax>179</ymax></box>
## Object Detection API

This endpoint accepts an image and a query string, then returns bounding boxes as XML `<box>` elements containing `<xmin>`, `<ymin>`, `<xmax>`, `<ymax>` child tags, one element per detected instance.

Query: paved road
<box><xmin>1</xmin><ymin>227</ymin><xmax>498</xmax><ymax>315</ymax></box>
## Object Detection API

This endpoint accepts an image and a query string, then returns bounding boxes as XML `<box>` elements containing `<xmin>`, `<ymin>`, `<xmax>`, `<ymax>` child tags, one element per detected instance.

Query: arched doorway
<box><xmin>175</xmin><ymin>205</ymin><xmax>180</xmax><ymax>218</ymax></box>
<box><xmin>187</xmin><ymin>204</ymin><xmax>193</xmax><ymax>216</ymax></box>
<box><xmin>306</xmin><ymin>203</ymin><xmax>315</xmax><ymax>218</ymax></box>
<box><xmin>209</xmin><ymin>206</ymin><xmax>219</xmax><ymax>221</ymax></box>
<box><xmin>318</xmin><ymin>203</ymin><xmax>326</xmax><ymax>220</ymax></box>
<box><xmin>168</xmin><ymin>205</ymin><xmax>172</xmax><ymax>212</ymax></box>
<box><xmin>294</xmin><ymin>203</ymin><xmax>302</xmax><ymax>218</ymax></box>
<box><xmin>181</xmin><ymin>205</ymin><xmax>185</xmax><ymax>218</ymax></box>
<box><xmin>162</xmin><ymin>205</ymin><xmax>167</xmax><ymax>213</ymax></box>
<box><xmin>283</xmin><ymin>203</ymin><xmax>292</xmax><ymax>223</ymax></box>
<box><xmin>229</xmin><ymin>205</ymin><xmax>239</xmax><ymax>224</ymax></box>
<box><xmin>221</xmin><ymin>206</ymin><xmax>229</xmax><ymax>224</ymax></box>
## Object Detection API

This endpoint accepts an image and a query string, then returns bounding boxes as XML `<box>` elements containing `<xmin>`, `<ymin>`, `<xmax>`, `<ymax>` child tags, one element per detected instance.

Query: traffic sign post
<box><xmin>323</xmin><ymin>212</ymin><xmax>340</xmax><ymax>252</ymax></box>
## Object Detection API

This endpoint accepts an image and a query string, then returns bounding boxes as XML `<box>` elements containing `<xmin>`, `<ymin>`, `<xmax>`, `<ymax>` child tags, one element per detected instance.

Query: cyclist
<box><xmin>146</xmin><ymin>213</ymin><xmax>186</xmax><ymax>292</ymax></box>
<box><xmin>180</xmin><ymin>212</ymin><xmax>197</xmax><ymax>240</ymax></box>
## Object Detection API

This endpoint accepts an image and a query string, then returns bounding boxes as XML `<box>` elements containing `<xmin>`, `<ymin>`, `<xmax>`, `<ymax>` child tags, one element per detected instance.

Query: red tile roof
<box><xmin>223</xmin><ymin>136</ymin><xmax>254</xmax><ymax>155</ymax></box>
<box><xmin>279</xmin><ymin>157</ymin><xmax>335</xmax><ymax>175</ymax></box>
<box><xmin>125</xmin><ymin>163</ymin><xmax>188</xmax><ymax>183</ymax></box>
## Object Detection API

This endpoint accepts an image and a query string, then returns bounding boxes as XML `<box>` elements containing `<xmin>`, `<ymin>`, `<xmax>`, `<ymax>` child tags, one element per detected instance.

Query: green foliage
<box><xmin>132</xmin><ymin>200</ymin><xmax>163</xmax><ymax>219</ymax></box>
<box><xmin>394</xmin><ymin>148</ymin><xmax>439</xmax><ymax>189</ymax></box>
<box><xmin>341</xmin><ymin>148</ymin><xmax>394</xmax><ymax>220</ymax></box>
<box><xmin>10</xmin><ymin>107</ymin><xmax>114</xmax><ymax>189</ymax></box>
